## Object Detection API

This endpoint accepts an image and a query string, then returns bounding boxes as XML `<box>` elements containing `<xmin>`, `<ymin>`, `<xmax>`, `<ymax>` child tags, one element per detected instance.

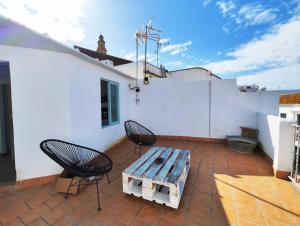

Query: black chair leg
<box><xmin>105</xmin><ymin>173</ymin><xmax>110</xmax><ymax>184</ymax></box>
<box><xmin>65</xmin><ymin>177</ymin><xmax>74</xmax><ymax>199</ymax></box>
<box><xmin>96</xmin><ymin>179</ymin><xmax>101</xmax><ymax>211</ymax></box>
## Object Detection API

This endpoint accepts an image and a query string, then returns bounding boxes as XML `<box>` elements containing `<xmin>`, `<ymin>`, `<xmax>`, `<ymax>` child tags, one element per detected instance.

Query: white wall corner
<box><xmin>275</xmin><ymin>120</ymin><xmax>295</xmax><ymax>172</ymax></box>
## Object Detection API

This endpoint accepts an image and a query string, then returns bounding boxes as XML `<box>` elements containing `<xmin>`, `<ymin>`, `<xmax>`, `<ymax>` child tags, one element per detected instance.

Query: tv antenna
<box><xmin>143</xmin><ymin>19</ymin><xmax>162</xmax><ymax>84</ymax></box>
<box><xmin>135</xmin><ymin>25</ymin><xmax>145</xmax><ymax>83</ymax></box>
<box><xmin>131</xmin><ymin>20</ymin><xmax>164</xmax><ymax>104</ymax></box>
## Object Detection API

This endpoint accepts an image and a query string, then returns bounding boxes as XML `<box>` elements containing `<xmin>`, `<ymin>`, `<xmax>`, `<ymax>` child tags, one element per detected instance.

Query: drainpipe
<box><xmin>144</xmin><ymin>26</ymin><xmax>148</xmax><ymax>84</ymax></box>
<box><xmin>208</xmin><ymin>72</ymin><xmax>212</xmax><ymax>138</ymax></box>
<box><xmin>135</xmin><ymin>37</ymin><xmax>139</xmax><ymax>104</ymax></box>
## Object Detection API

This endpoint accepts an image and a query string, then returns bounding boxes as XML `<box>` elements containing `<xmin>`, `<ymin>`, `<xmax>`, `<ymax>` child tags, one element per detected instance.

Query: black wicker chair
<box><xmin>124</xmin><ymin>120</ymin><xmax>156</xmax><ymax>157</ymax></box>
<box><xmin>40</xmin><ymin>139</ymin><xmax>113</xmax><ymax>211</ymax></box>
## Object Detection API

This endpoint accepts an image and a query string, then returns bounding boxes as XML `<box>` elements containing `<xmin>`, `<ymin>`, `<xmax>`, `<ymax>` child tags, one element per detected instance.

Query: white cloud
<box><xmin>0</xmin><ymin>0</ymin><xmax>87</xmax><ymax>43</ymax></box>
<box><xmin>166</xmin><ymin>61</ymin><xmax>184</xmax><ymax>67</ymax></box>
<box><xmin>160</xmin><ymin>41</ymin><xmax>192</xmax><ymax>55</ymax></box>
<box><xmin>222</xmin><ymin>25</ymin><xmax>229</xmax><ymax>33</ymax></box>
<box><xmin>159</xmin><ymin>38</ymin><xmax>170</xmax><ymax>44</ymax></box>
<box><xmin>124</xmin><ymin>51</ymin><xmax>136</xmax><ymax>61</ymax></box>
<box><xmin>216</xmin><ymin>0</ymin><xmax>236</xmax><ymax>15</ymax></box>
<box><xmin>203</xmin><ymin>0</ymin><xmax>213</xmax><ymax>7</ymax></box>
<box><xmin>124</xmin><ymin>50</ymin><xmax>157</xmax><ymax>63</ymax></box>
<box><xmin>236</xmin><ymin>4</ymin><xmax>276</xmax><ymax>26</ymax></box>
<box><xmin>203</xmin><ymin>14</ymin><xmax>300</xmax><ymax>74</ymax></box>
<box><xmin>216</xmin><ymin>2</ymin><xmax>277</xmax><ymax>31</ymax></box>
<box><xmin>237</xmin><ymin>64</ymin><xmax>300</xmax><ymax>90</ymax></box>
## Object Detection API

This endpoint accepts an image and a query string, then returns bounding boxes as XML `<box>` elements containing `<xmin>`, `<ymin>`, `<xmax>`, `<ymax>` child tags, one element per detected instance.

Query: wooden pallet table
<box><xmin>122</xmin><ymin>146</ymin><xmax>190</xmax><ymax>209</ymax></box>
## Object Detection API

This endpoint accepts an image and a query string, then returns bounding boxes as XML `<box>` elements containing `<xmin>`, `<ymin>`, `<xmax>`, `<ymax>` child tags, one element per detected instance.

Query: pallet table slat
<box><xmin>124</xmin><ymin>146</ymin><xmax>158</xmax><ymax>174</ymax></box>
<box><xmin>167</xmin><ymin>150</ymin><xmax>190</xmax><ymax>184</ymax></box>
<box><xmin>144</xmin><ymin>148</ymin><xmax>174</xmax><ymax>179</ymax></box>
<box><xmin>123</xmin><ymin>146</ymin><xmax>190</xmax><ymax>209</ymax></box>
<box><xmin>154</xmin><ymin>149</ymin><xmax>181</xmax><ymax>182</ymax></box>
<box><xmin>133</xmin><ymin>147</ymin><xmax>166</xmax><ymax>177</ymax></box>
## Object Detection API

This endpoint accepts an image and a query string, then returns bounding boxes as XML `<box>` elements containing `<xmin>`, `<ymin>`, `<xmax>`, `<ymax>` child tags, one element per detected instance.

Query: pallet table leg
<box><xmin>169</xmin><ymin>184</ymin><xmax>180</xmax><ymax>209</ymax></box>
<box><xmin>142</xmin><ymin>179</ymin><xmax>156</xmax><ymax>200</ymax></box>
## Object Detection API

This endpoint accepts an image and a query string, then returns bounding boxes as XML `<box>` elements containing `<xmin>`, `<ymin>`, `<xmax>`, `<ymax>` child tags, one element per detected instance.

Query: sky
<box><xmin>0</xmin><ymin>0</ymin><xmax>300</xmax><ymax>90</ymax></box>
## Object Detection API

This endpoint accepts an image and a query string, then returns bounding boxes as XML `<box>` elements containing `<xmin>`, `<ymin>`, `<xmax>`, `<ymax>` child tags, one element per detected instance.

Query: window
<box><xmin>297</xmin><ymin>114</ymin><xmax>300</xmax><ymax>125</ymax></box>
<box><xmin>101</xmin><ymin>79</ymin><xmax>119</xmax><ymax>127</ymax></box>
<box><xmin>280</xmin><ymin>113</ymin><xmax>287</xmax><ymax>118</ymax></box>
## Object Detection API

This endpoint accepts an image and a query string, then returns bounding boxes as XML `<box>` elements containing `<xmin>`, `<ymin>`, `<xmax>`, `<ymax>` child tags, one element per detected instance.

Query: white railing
<box><xmin>290</xmin><ymin>124</ymin><xmax>300</xmax><ymax>190</ymax></box>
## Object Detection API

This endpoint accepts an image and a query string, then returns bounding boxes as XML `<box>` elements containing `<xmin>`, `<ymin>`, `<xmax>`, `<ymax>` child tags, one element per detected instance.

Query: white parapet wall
<box><xmin>275</xmin><ymin>120</ymin><xmax>295</xmax><ymax>172</ymax></box>
<box><xmin>131</xmin><ymin>76</ymin><xmax>260</xmax><ymax>139</ymax></box>
<box><xmin>211</xmin><ymin>79</ymin><xmax>258</xmax><ymax>138</ymax></box>
<box><xmin>257</xmin><ymin>113</ymin><xmax>295</xmax><ymax>172</ymax></box>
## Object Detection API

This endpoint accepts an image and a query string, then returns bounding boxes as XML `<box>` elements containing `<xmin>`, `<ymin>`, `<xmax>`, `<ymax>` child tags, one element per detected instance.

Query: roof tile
<box><xmin>74</xmin><ymin>45</ymin><xmax>132</xmax><ymax>66</ymax></box>
<box><xmin>279</xmin><ymin>93</ymin><xmax>300</xmax><ymax>104</ymax></box>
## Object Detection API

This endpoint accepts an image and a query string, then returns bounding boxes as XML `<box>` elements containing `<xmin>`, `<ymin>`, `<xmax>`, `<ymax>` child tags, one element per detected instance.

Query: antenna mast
<box><xmin>143</xmin><ymin>20</ymin><xmax>161</xmax><ymax>84</ymax></box>
<box><xmin>135</xmin><ymin>26</ymin><xmax>145</xmax><ymax>83</ymax></box>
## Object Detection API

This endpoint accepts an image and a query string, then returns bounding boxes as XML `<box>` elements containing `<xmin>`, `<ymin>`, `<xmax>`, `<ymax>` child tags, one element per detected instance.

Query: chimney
<box><xmin>96</xmin><ymin>34</ymin><xmax>107</xmax><ymax>55</ymax></box>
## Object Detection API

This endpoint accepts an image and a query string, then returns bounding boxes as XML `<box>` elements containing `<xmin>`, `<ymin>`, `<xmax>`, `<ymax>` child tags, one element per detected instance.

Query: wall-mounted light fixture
<box><xmin>144</xmin><ymin>76</ymin><xmax>149</xmax><ymax>85</ymax></box>
<box><xmin>129</xmin><ymin>84</ymin><xmax>140</xmax><ymax>104</ymax></box>
<box><xmin>129</xmin><ymin>84</ymin><xmax>140</xmax><ymax>92</ymax></box>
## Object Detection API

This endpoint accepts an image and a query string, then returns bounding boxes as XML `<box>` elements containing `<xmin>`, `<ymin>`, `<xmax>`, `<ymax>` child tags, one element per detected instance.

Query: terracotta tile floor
<box><xmin>1</xmin><ymin>139</ymin><xmax>300</xmax><ymax>226</ymax></box>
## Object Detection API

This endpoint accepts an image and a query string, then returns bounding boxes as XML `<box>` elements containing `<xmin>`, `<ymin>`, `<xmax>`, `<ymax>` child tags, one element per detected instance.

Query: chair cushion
<box><xmin>226</xmin><ymin>136</ymin><xmax>258</xmax><ymax>145</ymax></box>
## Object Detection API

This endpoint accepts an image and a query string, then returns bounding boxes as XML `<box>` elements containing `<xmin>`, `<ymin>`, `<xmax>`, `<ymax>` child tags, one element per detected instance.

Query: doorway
<box><xmin>0</xmin><ymin>61</ymin><xmax>16</xmax><ymax>185</ymax></box>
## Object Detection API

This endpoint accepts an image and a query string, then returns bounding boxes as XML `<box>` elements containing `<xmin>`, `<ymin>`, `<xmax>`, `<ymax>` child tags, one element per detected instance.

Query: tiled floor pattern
<box><xmin>0</xmin><ymin>139</ymin><xmax>300</xmax><ymax>226</ymax></box>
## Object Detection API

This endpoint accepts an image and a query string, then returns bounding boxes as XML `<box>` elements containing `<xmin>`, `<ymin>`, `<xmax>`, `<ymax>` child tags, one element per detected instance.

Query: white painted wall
<box><xmin>0</xmin><ymin>45</ymin><xmax>133</xmax><ymax>180</ymax></box>
<box><xmin>254</xmin><ymin>90</ymin><xmax>300</xmax><ymax>171</ymax></box>
<box><xmin>255</xmin><ymin>90</ymin><xmax>300</xmax><ymax>116</ymax></box>
<box><xmin>257</xmin><ymin>91</ymin><xmax>281</xmax><ymax>115</ymax></box>
<box><xmin>131</xmin><ymin>76</ymin><xmax>210</xmax><ymax>137</ymax></box>
<box><xmin>131</xmin><ymin>77</ymin><xmax>259</xmax><ymax>139</ymax></box>
<box><xmin>130</xmin><ymin>77</ymin><xmax>295</xmax><ymax>172</ymax></box>
<box><xmin>257</xmin><ymin>113</ymin><xmax>294</xmax><ymax>171</ymax></box>
<box><xmin>69</xmin><ymin>55</ymin><xmax>132</xmax><ymax>151</ymax></box>
<box><xmin>0</xmin><ymin>45</ymin><xmax>72</xmax><ymax>180</ymax></box>
<box><xmin>211</xmin><ymin>79</ymin><xmax>258</xmax><ymax>138</ymax></box>
<box><xmin>279</xmin><ymin>105</ymin><xmax>300</xmax><ymax>122</ymax></box>
<box><xmin>276</xmin><ymin>120</ymin><xmax>295</xmax><ymax>172</ymax></box>
<box><xmin>115</xmin><ymin>61</ymin><xmax>139</xmax><ymax>79</ymax></box>
<box><xmin>256</xmin><ymin>114</ymin><xmax>280</xmax><ymax>159</ymax></box>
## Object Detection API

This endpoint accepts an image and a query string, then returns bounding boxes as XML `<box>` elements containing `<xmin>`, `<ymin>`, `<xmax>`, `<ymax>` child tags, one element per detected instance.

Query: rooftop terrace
<box><xmin>1</xmin><ymin>138</ymin><xmax>299</xmax><ymax>226</ymax></box>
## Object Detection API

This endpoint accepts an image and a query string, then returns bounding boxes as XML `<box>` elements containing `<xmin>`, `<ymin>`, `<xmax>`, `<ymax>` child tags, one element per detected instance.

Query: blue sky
<box><xmin>0</xmin><ymin>0</ymin><xmax>300</xmax><ymax>90</ymax></box>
